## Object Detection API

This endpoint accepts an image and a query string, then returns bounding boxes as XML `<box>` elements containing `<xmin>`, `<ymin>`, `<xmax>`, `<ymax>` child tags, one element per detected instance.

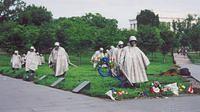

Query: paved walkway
<box><xmin>1</xmin><ymin>74</ymin><xmax>200</xmax><ymax>112</ymax></box>
<box><xmin>174</xmin><ymin>53</ymin><xmax>200</xmax><ymax>81</ymax></box>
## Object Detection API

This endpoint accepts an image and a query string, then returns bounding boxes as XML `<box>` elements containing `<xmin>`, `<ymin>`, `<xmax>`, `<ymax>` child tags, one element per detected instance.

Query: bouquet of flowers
<box><xmin>150</xmin><ymin>81</ymin><xmax>162</xmax><ymax>94</ymax></box>
<box><xmin>105</xmin><ymin>88</ymin><xmax>128</xmax><ymax>101</ymax></box>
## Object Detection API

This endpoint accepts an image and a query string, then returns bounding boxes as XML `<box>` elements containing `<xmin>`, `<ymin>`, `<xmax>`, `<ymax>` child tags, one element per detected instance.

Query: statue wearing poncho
<box><xmin>91</xmin><ymin>48</ymin><xmax>105</xmax><ymax>68</ymax></box>
<box><xmin>49</xmin><ymin>42</ymin><xmax>70</xmax><ymax>77</ymax></box>
<box><xmin>11</xmin><ymin>50</ymin><xmax>22</xmax><ymax>69</ymax></box>
<box><xmin>120</xmin><ymin>36</ymin><xmax>150</xmax><ymax>84</ymax></box>
<box><xmin>25</xmin><ymin>48</ymin><xmax>38</xmax><ymax>72</ymax></box>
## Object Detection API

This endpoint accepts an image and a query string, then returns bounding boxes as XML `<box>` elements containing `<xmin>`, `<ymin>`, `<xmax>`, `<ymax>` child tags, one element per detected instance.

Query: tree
<box><xmin>187</xmin><ymin>25</ymin><xmax>200</xmax><ymax>51</ymax></box>
<box><xmin>160</xmin><ymin>30</ymin><xmax>175</xmax><ymax>63</ymax></box>
<box><xmin>136</xmin><ymin>9</ymin><xmax>159</xmax><ymax>28</ymax></box>
<box><xmin>70</xmin><ymin>13</ymin><xmax>121</xmax><ymax>50</ymax></box>
<box><xmin>18</xmin><ymin>5</ymin><xmax>52</xmax><ymax>25</ymax></box>
<box><xmin>0</xmin><ymin>21</ymin><xmax>24</xmax><ymax>52</ymax></box>
<box><xmin>0</xmin><ymin>21</ymin><xmax>41</xmax><ymax>53</ymax></box>
<box><xmin>0</xmin><ymin>0</ymin><xmax>26</xmax><ymax>22</ymax></box>
<box><xmin>82</xmin><ymin>13</ymin><xmax>118</xmax><ymax>29</ymax></box>
<box><xmin>34</xmin><ymin>21</ymin><xmax>57</xmax><ymax>53</ymax></box>
<box><xmin>22</xmin><ymin>25</ymin><xmax>40</xmax><ymax>52</ymax></box>
<box><xmin>172</xmin><ymin>14</ymin><xmax>198</xmax><ymax>48</ymax></box>
<box><xmin>185</xmin><ymin>14</ymin><xmax>194</xmax><ymax>29</ymax></box>
<box><xmin>136</xmin><ymin>25</ymin><xmax>162</xmax><ymax>58</ymax></box>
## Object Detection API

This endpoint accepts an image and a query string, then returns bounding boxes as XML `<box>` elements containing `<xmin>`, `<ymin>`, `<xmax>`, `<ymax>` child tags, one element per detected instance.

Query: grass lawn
<box><xmin>0</xmin><ymin>52</ymin><xmax>189</xmax><ymax>99</ymax></box>
<box><xmin>188</xmin><ymin>52</ymin><xmax>200</xmax><ymax>64</ymax></box>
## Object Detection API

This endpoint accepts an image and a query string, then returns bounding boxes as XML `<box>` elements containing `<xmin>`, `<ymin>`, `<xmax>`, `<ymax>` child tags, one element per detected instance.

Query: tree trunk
<box><xmin>171</xmin><ymin>47</ymin><xmax>174</xmax><ymax>57</ymax></box>
<box><xmin>170</xmin><ymin>47</ymin><xmax>176</xmax><ymax>64</ymax></box>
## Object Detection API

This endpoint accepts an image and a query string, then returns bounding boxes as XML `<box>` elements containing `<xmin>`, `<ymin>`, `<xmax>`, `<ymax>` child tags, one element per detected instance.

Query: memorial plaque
<box><xmin>38</xmin><ymin>75</ymin><xmax>47</xmax><ymax>81</ymax></box>
<box><xmin>50</xmin><ymin>77</ymin><xmax>65</xmax><ymax>87</ymax></box>
<box><xmin>72</xmin><ymin>81</ymin><xmax>90</xmax><ymax>93</ymax></box>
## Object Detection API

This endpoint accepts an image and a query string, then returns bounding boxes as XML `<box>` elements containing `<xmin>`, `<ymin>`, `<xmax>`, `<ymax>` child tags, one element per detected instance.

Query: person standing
<box><xmin>120</xmin><ymin>36</ymin><xmax>150</xmax><ymax>86</ymax></box>
<box><xmin>49</xmin><ymin>42</ymin><xmax>70</xmax><ymax>77</ymax></box>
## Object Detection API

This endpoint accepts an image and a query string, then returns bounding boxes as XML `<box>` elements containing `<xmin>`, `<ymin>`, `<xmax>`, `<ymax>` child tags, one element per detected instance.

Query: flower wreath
<box><xmin>97</xmin><ymin>57</ymin><xmax>112</xmax><ymax>77</ymax></box>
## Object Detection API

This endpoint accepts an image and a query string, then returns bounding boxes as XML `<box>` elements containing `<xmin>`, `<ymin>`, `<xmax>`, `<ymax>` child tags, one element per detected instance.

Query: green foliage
<box><xmin>34</xmin><ymin>22</ymin><xmax>57</xmax><ymax>53</ymax></box>
<box><xmin>0</xmin><ymin>0</ymin><xmax>26</xmax><ymax>22</ymax></box>
<box><xmin>160</xmin><ymin>30</ymin><xmax>175</xmax><ymax>54</ymax></box>
<box><xmin>146</xmin><ymin>52</ymin><xmax>173</xmax><ymax>74</ymax></box>
<box><xmin>0</xmin><ymin>54</ymin><xmax>10</xmax><ymax>66</ymax></box>
<box><xmin>18</xmin><ymin>5</ymin><xmax>52</xmax><ymax>25</ymax></box>
<box><xmin>160</xmin><ymin>30</ymin><xmax>175</xmax><ymax>63</ymax></box>
<box><xmin>0</xmin><ymin>21</ymin><xmax>40</xmax><ymax>53</ymax></box>
<box><xmin>22</xmin><ymin>25</ymin><xmax>40</xmax><ymax>51</ymax></box>
<box><xmin>137</xmin><ymin>25</ymin><xmax>162</xmax><ymax>53</ymax></box>
<box><xmin>187</xmin><ymin>25</ymin><xmax>200</xmax><ymax>51</ymax></box>
<box><xmin>0</xmin><ymin>8</ymin><xmax>160</xmax><ymax>55</ymax></box>
<box><xmin>1</xmin><ymin>12</ymin><xmax>138</xmax><ymax>54</ymax></box>
<box><xmin>60</xmin><ymin>17</ymin><xmax>97</xmax><ymax>51</ymax></box>
<box><xmin>172</xmin><ymin>14</ymin><xmax>200</xmax><ymax>51</ymax></box>
<box><xmin>1</xmin><ymin>1</ymin><xmax>199</xmax><ymax>57</ymax></box>
<box><xmin>136</xmin><ymin>9</ymin><xmax>159</xmax><ymax>27</ymax></box>
<box><xmin>63</xmin><ymin>13</ymin><xmax>129</xmax><ymax>51</ymax></box>
<box><xmin>188</xmin><ymin>52</ymin><xmax>200</xmax><ymax>64</ymax></box>
<box><xmin>82</xmin><ymin>13</ymin><xmax>118</xmax><ymax>29</ymax></box>
<box><xmin>0</xmin><ymin>66</ymin><xmax>10</xmax><ymax>73</ymax></box>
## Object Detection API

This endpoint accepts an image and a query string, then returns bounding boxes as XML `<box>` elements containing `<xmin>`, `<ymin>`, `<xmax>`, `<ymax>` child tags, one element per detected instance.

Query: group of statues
<box><xmin>11</xmin><ymin>42</ymin><xmax>70</xmax><ymax>79</ymax></box>
<box><xmin>91</xmin><ymin>36</ymin><xmax>150</xmax><ymax>87</ymax></box>
<box><xmin>11</xmin><ymin>36</ymin><xmax>150</xmax><ymax>87</ymax></box>
<box><xmin>11</xmin><ymin>48</ymin><xmax>45</xmax><ymax>71</ymax></box>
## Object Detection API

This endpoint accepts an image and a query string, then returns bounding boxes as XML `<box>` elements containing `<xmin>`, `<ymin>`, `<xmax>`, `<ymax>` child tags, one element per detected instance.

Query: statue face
<box><xmin>55</xmin><ymin>46</ymin><xmax>59</xmax><ymax>50</ymax></box>
<box><xmin>119</xmin><ymin>44</ymin><xmax>123</xmax><ymax>48</ymax></box>
<box><xmin>130</xmin><ymin>40</ymin><xmax>137</xmax><ymax>47</ymax></box>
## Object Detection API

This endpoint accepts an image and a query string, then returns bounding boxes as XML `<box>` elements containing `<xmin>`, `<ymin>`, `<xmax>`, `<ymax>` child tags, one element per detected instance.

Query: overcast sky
<box><xmin>24</xmin><ymin>0</ymin><xmax>200</xmax><ymax>28</ymax></box>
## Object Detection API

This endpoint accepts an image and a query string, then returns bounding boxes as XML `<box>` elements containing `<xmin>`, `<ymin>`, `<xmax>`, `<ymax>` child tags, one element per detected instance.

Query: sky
<box><xmin>24</xmin><ymin>0</ymin><xmax>200</xmax><ymax>28</ymax></box>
